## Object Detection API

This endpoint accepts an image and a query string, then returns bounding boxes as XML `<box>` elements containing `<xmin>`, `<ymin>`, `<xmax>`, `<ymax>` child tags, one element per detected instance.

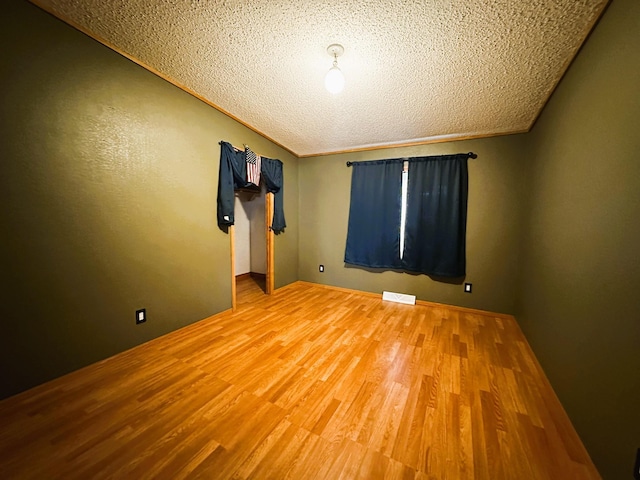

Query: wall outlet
<box><xmin>319</xmin><ymin>265</ymin><xmax>324</xmax><ymax>272</ymax></box>
<box><xmin>634</xmin><ymin>448</ymin><xmax>640</xmax><ymax>480</ymax></box>
<box><xmin>464</xmin><ymin>283</ymin><xmax>472</xmax><ymax>293</ymax></box>
<box><xmin>136</xmin><ymin>308</ymin><xmax>146</xmax><ymax>324</ymax></box>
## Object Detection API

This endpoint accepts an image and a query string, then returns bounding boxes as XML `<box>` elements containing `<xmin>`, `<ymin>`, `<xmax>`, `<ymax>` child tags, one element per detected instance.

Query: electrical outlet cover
<box><xmin>136</xmin><ymin>308</ymin><xmax>146</xmax><ymax>324</ymax></box>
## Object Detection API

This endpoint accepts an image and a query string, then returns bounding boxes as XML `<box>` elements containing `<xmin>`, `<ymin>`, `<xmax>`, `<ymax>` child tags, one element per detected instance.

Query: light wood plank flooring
<box><xmin>0</xmin><ymin>278</ymin><xmax>600</xmax><ymax>479</ymax></box>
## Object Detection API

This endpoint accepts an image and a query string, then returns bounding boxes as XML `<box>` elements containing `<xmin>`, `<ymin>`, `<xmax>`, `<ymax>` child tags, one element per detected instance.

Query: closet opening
<box><xmin>230</xmin><ymin>184</ymin><xmax>274</xmax><ymax>310</ymax></box>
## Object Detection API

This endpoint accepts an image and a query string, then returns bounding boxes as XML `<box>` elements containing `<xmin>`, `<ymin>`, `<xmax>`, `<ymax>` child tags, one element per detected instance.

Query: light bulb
<box><xmin>325</xmin><ymin>65</ymin><xmax>345</xmax><ymax>94</ymax></box>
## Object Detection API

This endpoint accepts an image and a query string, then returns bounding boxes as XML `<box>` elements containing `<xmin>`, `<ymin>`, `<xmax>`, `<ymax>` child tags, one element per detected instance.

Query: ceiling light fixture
<box><xmin>325</xmin><ymin>44</ymin><xmax>345</xmax><ymax>94</ymax></box>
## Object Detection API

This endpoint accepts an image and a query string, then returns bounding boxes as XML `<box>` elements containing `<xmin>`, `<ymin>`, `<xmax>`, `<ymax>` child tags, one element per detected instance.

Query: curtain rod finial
<box><xmin>468</xmin><ymin>152</ymin><xmax>478</xmax><ymax>159</ymax></box>
<box><xmin>346</xmin><ymin>161</ymin><xmax>353</xmax><ymax>167</ymax></box>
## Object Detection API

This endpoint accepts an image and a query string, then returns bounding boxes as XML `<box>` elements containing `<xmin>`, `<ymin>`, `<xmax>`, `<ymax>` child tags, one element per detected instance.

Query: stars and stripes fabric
<box><xmin>245</xmin><ymin>146</ymin><xmax>261</xmax><ymax>186</ymax></box>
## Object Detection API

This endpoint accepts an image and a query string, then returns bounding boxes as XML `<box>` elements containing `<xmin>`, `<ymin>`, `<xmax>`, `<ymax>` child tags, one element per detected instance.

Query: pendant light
<box><xmin>325</xmin><ymin>44</ymin><xmax>345</xmax><ymax>94</ymax></box>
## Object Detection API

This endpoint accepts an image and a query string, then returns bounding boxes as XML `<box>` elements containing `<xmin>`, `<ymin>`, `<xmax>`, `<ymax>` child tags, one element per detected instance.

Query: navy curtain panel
<box><xmin>217</xmin><ymin>141</ymin><xmax>249</xmax><ymax>228</ymax></box>
<box><xmin>261</xmin><ymin>157</ymin><xmax>286</xmax><ymax>234</ymax></box>
<box><xmin>217</xmin><ymin>141</ymin><xmax>286</xmax><ymax>234</ymax></box>
<box><xmin>403</xmin><ymin>154</ymin><xmax>469</xmax><ymax>277</ymax></box>
<box><xmin>344</xmin><ymin>160</ymin><xmax>403</xmax><ymax>268</ymax></box>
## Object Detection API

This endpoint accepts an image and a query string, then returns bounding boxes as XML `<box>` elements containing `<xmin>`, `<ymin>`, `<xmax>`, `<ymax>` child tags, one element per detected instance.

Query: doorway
<box><xmin>230</xmin><ymin>187</ymin><xmax>274</xmax><ymax>311</ymax></box>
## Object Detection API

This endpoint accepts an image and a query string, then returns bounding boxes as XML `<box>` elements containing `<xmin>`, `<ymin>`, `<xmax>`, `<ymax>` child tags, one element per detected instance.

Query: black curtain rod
<box><xmin>219</xmin><ymin>140</ymin><xmax>249</xmax><ymax>149</ymax></box>
<box><xmin>346</xmin><ymin>152</ymin><xmax>477</xmax><ymax>167</ymax></box>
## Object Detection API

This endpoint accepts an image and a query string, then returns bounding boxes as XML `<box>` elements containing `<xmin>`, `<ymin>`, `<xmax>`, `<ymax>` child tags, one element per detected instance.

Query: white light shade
<box><xmin>325</xmin><ymin>65</ymin><xmax>345</xmax><ymax>94</ymax></box>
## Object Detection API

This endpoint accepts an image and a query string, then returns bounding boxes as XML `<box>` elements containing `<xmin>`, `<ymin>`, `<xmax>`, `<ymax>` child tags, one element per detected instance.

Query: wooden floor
<box><xmin>0</xmin><ymin>278</ymin><xmax>600</xmax><ymax>479</ymax></box>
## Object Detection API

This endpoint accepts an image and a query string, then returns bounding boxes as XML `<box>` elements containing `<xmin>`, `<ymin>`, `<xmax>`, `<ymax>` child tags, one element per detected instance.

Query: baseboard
<box><xmin>236</xmin><ymin>272</ymin><xmax>266</xmax><ymax>280</ymax></box>
<box><xmin>293</xmin><ymin>280</ymin><xmax>513</xmax><ymax>319</ymax></box>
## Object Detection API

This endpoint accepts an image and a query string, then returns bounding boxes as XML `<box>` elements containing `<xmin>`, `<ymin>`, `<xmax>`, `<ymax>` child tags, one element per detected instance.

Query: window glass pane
<box><xmin>400</xmin><ymin>162</ymin><xmax>408</xmax><ymax>259</ymax></box>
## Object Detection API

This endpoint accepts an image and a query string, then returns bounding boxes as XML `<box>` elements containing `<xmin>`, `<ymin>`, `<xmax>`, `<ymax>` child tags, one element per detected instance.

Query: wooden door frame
<box><xmin>265</xmin><ymin>192</ymin><xmax>275</xmax><ymax>295</ymax></box>
<box><xmin>230</xmin><ymin>192</ymin><xmax>275</xmax><ymax>311</ymax></box>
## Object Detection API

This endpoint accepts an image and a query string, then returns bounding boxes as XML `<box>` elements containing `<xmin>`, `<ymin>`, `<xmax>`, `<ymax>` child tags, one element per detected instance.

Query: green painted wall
<box><xmin>516</xmin><ymin>1</ymin><xmax>640</xmax><ymax>478</ymax></box>
<box><xmin>298</xmin><ymin>136</ymin><xmax>529</xmax><ymax>314</ymax></box>
<box><xmin>0</xmin><ymin>1</ymin><xmax>298</xmax><ymax>400</ymax></box>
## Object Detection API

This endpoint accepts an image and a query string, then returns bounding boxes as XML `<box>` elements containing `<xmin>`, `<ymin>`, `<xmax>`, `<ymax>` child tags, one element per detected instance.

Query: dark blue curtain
<box><xmin>217</xmin><ymin>141</ymin><xmax>249</xmax><ymax>228</ymax></box>
<box><xmin>403</xmin><ymin>154</ymin><xmax>468</xmax><ymax>277</ymax></box>
<box><xmin>217</xmin><ymin>141</ymin><xmax>286</xmax><ymax>234</ymax></box>
<box><xmin>344</xmin><ymin>154</ymin><xmax>469</xmax><ymax>277</ymax></box>
<box><xmin>344</xmin><ymin>160</ymin><xmax>403</xmax><ymax>268</ymax></box>
<box><xmin>261</xmin><ymin>157</ymin><xmax>286</xmax><ymax>234</ymax></box>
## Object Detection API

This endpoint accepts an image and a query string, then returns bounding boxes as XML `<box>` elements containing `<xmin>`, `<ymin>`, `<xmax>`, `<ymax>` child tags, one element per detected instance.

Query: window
<box><xmin>344</xmin><ymin>154</ymin><xmax>469</xmax><ymax>277</ymax></box>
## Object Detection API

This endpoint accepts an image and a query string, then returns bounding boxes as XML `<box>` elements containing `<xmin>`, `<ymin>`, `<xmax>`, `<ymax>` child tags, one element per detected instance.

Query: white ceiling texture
<box><xmin>30</xmin><ymin>0</ymin><xmax>608</xmax><ymax>157</ymax></box>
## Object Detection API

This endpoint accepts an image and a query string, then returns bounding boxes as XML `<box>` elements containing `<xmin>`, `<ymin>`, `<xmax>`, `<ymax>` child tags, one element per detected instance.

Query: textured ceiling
<box><xmin>31</xmin><ymin>0</ymin><xmax>607</xmax><ymax>157</ymax></box>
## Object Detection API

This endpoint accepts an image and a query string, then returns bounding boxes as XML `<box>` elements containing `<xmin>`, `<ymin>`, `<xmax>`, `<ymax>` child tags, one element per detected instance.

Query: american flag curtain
<box><xmin>217</xmin><ymin>141</ymin><xmax>286</xmax><ymax>234</ymax></box>
<box><xmin>245</xmin><ymin>146</ymin><xmax>261</xmax><ymax>185</ymax></box>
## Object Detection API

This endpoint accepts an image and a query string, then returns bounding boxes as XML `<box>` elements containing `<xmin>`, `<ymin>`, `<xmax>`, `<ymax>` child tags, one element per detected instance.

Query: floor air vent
<box><xmin>382</xmin><ymin>291</ymin><xmax>416</xmax><ymax>305</ymax></box>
